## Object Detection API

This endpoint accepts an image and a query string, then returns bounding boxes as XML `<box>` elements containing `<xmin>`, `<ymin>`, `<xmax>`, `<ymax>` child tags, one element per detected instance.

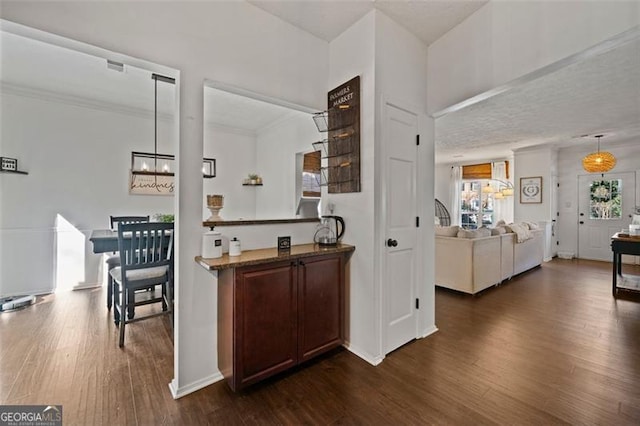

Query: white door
<box><xmin>578</xmin><ymin>171</ymin><xmax>636</xmax><ymax>261</ymax></box>
<box><xmin>384</xmin><ymin>103</ymin><xmax>418</xmax><ymax>354</ymax></box>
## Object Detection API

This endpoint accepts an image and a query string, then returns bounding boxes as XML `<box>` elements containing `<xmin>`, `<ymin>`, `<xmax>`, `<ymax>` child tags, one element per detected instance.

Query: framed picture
<box><xmin>520</xmin><ymin>176</ymin><xmax>542</xmax><ymax>204</ymax></box>
<box><xmin>1</xmin><ymin>157</ymin><xmax>18</xmax><ymax>171</ymax></box>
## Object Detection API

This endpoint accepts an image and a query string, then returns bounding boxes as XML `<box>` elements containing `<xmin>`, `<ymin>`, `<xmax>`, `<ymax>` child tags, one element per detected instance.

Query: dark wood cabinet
<box><xmin>218</xmin><ymin>253</ymin><xmax>345</xmax><ymax>391</ymax></box>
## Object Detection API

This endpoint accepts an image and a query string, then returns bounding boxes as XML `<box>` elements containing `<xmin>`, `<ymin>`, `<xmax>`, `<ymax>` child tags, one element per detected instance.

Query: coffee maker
<box><xmin>314</xmin><ymin>215</ymin><xmax>345</xmax><ymax>246</ymax></box>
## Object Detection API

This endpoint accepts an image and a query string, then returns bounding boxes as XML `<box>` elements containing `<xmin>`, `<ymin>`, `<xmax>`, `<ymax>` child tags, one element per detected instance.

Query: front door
<box><xmin>384</xmin><ymin>103</ymin><xmax>418</xmax><ymax>354</ymax></box>
<box><xmin>578</xmin><ymin>171</ymin><xmax>636</xmax><ymax>262</ymax></box>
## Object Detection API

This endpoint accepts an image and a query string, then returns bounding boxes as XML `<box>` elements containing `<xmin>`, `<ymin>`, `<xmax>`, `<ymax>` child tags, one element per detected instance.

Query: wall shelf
<box><xmin>0</xmin><ymin>169</ymin><xmax>29</xmax><ymax>175</ymax></box>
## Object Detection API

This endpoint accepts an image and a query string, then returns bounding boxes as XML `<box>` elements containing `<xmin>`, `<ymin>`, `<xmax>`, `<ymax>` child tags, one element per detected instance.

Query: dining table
<box><xmin>89</xmin><ymin>229</ymin><xmax>121</xmax><ymax>254</ymax></box>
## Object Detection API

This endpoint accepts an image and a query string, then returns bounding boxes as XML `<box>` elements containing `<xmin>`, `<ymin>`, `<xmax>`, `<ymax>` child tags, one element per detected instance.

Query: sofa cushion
<box><xmin>491</xmin><ymin>226</ymin><xmax>507</xmax><ymax>235</ymax></box>
<box><xmin>435</xmin><ymin>225</ymin><xmax>459</xmax><ymax>237</ymax></box>
<box><xmin>457</xmin><ymin>228</ymin><xmax>491</xmax><ymax>239</ymax></box>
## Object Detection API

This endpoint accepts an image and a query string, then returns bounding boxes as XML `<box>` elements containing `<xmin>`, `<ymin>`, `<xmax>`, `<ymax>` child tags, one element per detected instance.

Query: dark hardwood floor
<box><xmin>1</xmin><ymin>258</ymin><xmax>639</xmax><ymax>425</ymax></box>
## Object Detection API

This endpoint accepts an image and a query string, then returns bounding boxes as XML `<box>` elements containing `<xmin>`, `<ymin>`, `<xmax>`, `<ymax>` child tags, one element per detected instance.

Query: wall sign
<box><xmin>327</xmin><ymin>76</ymin><xmax>360</xmax><ymax>193</ymax></box>
<box><xmin>129</xmin><ymin>172</ymin><xmax>174</xmax><ymax>195</ymax></box>
<box><xmin>520</xmin><ymin>176</ymin><xmax>542</xmax><ymax>204</ymax></box>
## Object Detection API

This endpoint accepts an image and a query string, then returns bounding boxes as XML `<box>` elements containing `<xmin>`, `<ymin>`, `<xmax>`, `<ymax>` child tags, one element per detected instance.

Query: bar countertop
<box><xmin>195</xmin><ymin>243</ymin><xmax>355</xmax><ymax>271</ymax></box>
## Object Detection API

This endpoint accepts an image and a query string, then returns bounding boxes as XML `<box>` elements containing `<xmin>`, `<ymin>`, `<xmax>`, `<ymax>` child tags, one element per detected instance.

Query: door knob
<box><xmin>387</xmin><ymin>238</ymin><xmax>398</xmax><ymax>247</ymax></box>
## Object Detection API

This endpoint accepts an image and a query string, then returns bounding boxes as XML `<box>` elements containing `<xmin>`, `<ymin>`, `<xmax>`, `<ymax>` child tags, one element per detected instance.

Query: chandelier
<box><xmin>481</xmin><ymin>179</ymin><xmax>514</xmax><ymax>198</ymax></box>
<box><xmin>582</xmin><ymin>135</ymin><xmax>616</xmax><ymax>173</ymax></box>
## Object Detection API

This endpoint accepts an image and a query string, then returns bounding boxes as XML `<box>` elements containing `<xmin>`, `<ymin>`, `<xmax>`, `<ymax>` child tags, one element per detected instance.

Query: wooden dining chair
<box><xmin>105</xmin><ymin>216</ymin><xmax>149</xmax><ymax>310</ymax></box>
<box><xmin>111</xmin><ymin>221</ymin><xmax>174</xmax><ymax>347</ymax></box>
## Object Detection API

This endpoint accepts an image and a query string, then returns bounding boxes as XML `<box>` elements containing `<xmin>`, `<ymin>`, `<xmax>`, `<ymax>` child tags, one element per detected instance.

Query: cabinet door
<box><xmin>298</xmin><ymin>254</ymin><xmax>344</xmax><ymax>362</ymax></box>
<box><xmin>236</xmin><ymin>261</ymin><xmax>297</xmax><ymax>389</ymax></box>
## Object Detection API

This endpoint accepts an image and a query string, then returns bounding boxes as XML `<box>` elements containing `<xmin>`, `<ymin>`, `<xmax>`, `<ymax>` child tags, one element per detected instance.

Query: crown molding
<box><xmin>1</xmin><ymin>82</ymin><xmax>175</xmax><ymax>122</ymax></box>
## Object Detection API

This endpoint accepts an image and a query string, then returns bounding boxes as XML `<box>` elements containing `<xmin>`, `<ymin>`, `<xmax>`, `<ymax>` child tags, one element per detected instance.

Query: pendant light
<box><xmin>582</xmin><ymin>135</ymin><xmax>616</xmax><ymax>173</ymax></box>
<box><xmin>131</xmin><ymin>73</ymin><xmax>216</xmax><ymax>178</ymax></box>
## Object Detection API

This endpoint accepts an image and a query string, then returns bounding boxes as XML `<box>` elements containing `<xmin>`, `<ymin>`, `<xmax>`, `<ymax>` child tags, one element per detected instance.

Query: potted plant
<box><xmin>154</xmin><ymin>213</ymin><xmax>175</xmax><ymax>223</ymax></box>
<box><xmin>248</xmin><ymin>173</ymin><xmax>260</xmax><ymax>185</ymax></box>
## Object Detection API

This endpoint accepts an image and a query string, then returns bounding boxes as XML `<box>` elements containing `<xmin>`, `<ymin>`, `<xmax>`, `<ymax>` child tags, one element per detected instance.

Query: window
<box><xmin>589</xmin><ymin>179</ymin><xmax>621</xmax><ymax>219</ymax></box>
<box><xmin>302</xmin><ymin>151</ymin><xmax>321</xmax><ymax>197</ymax></box>
<box><xmin>460</xmin><ymin>181</ymin><xmax>494</xmax><ymax>229</ymax></box>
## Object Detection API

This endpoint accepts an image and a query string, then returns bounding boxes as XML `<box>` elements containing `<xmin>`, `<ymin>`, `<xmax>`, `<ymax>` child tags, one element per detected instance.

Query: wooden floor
<box><xmin>1</xmin><ymin>259</ymin><xmax>639</xmax><ymax>425</ymax></box>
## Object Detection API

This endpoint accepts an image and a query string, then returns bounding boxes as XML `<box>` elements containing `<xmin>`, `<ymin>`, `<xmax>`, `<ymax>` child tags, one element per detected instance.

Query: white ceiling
<box><xmin>247</xmin><ymin>0</ymin><xmax>487</xmax><ymax>45</ymax></box>
<box><xmin>1</xmin><ymin>2</ymin><xmax>638</xmax><ymax>162</ymax></box>
<box><xmin>0</xmin><ymin>31</ymin><xmax>176</xmax><ymax>115</ymax></box>
<box><xmin>435</xmin><ymin>35</ymin><xmax>640</xmax><ymax>165</ymax></box>
<box><xmin>204</xmin><ymin>86</ymin><xmax>310</xmax><ymax>134</ymax></box>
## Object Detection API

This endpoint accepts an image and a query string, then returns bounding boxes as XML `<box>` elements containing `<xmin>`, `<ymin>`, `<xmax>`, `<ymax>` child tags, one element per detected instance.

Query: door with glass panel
<box><xmin>578</xmin><ymin>172</ymin><xmax>636</xmax><ymax>262</ymax></box>
<box><xmin>460</xmin><ymin>181</ymin><xmax>494</xmax><ymax>229</ymax></box>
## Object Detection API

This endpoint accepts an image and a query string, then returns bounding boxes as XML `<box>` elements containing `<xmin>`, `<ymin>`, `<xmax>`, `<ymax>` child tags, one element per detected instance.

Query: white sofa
<box><xmin>435</xmin><ymin>227</ymin><xmax>544</xmax><ymax>295</ymax></box>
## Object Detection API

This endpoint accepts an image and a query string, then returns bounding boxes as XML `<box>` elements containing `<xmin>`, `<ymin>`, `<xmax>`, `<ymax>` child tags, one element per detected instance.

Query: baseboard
<box><xmin>418</xmin><ymin>325</ymin><xmax>439</xmax><ymax>339</ymax></box>
<box><xmin>343</xmin><ymin>342</ymin><xmax>384</xmax><ymax>366</ymax></box>
<box><xmin>1</xmin><ymin>288</ymin><xmax>53</xmax><ymax>298</ymax></box>
<box><xmin>72</xmin><ymin>283</ymin><xmax>101</xmax><ymax>291</ymax></box>
<box><xmin>168</xmin><ymin>372</ymin><xmax>224</xmax><ymax>399</ymax></box>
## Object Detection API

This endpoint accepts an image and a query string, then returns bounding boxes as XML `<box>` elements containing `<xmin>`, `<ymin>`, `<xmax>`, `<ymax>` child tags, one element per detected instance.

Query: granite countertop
<box><xmin>203</xmin><ymin>217</ymin><xmax>320</xmax><ymax>228</ymax></box>
<box><xmin>195</xmin><ymin>243</ymin><xmax>355</xmax><ymax>271</ymax></box>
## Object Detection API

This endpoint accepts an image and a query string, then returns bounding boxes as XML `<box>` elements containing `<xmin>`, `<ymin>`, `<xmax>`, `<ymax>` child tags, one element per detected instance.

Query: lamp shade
<box><xmin>501</xmin><ymin>187</ymin><xmax>514</xmax><ymax>196</ymax></box>
<box><xmin>582</xmin><ymin>151</ymin><xmax>616</xmax><ymax>173</ymax></box>
<box><xmin>481</xmin><ymin>183</ymin><xmax>494</xmax><ymax>193</ymax></box>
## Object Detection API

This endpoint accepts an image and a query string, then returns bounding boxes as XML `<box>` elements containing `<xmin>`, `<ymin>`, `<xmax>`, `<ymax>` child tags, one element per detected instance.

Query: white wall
<box><xmin>203</xmin><ymin>124</ymin><xmax>256</xmax><ymax>221</ymax></box>
<box><xmin>0</xmin><ymin>1</ymin><xmax>328</xmax><ymax>398</ymax></box>
<box><xmin>374</xmin><ymin>11</ymin><xmax>434</xmax><ymax>347</ymax></box>
<box><xmin>255</xmin><ymin>112</ymin><xmax>319</xmax><ymax>219</ymax></box>
<box><xmin>513</xmin><ymin>147</ymin><xmax>557</xmax><ymax>223</ymax></box>
<box><xmin>327</xmin><ymin>11</ymin><xmax>378</xmax><ymax>362</ymax></box>
<box><xmin>434</xmin><ymin>165</ymin><xmax>452</xmax><ymax>209</ymax></box>
<box><xmin>427</xmin><ymin>1</ymin><xmax>640</xmax><ymax>113</ymax></box>
<box><xmin>325</xmin><ymin>10</ymin><xmax>433</xmax><ymax>363</ymax></box>
<box><xmin>0</xmin><ymin>89</ymin><xmax>174</xmax><ymax>296</ymax></box>
<box><xmin>557</xmin><ymin>140</ymin><xmax>640</xmax><ymax>257</ymax></box>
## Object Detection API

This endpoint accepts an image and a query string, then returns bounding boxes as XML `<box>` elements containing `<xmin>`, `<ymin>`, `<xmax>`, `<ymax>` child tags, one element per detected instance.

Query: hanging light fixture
<box><xmin>130</xmin><ymin>73</ymin><xmax>216</xmax><ymax>178</ymax></box>
<box><xmin>481</xmin><ymin>183</ymin><xmax>495</xmax><ymax>193</ymax></box>
<box><xmin>582</xmin><ymin>134</ymin><xmax>616</xmax><ymax>173</ymax></box>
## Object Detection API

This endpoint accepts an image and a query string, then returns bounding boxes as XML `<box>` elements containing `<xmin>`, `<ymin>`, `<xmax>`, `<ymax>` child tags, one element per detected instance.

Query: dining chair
<box><xmin>106</xmin><ymin>216</ymin><xmax>149</xmax><ymax>310</ymax></box>
<box><xmin>111</xmin><ymin>221</ymin><xmax>174</xmax><ymax>347</ymax></box>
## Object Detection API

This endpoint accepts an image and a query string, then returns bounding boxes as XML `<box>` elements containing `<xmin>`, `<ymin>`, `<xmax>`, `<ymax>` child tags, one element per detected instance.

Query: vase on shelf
<box><xmin>206</xmin><ymin>194</ymin><xmax>224</xmax><ymax>221</ymax></box>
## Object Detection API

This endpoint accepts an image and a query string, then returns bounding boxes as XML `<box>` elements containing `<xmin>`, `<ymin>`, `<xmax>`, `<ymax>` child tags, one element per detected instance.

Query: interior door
<box><xmin>578</xmin><ymin>171</ymin><xmax>636</xmax><ymax>262</ymax></box>
<box><xmin>384</xmin><ymin>103</ymin><xmax>418</xmax><ymax>354</ymax></box>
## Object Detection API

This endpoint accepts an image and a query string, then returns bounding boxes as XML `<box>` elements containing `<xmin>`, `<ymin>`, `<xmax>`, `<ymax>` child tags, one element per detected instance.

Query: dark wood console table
<box><xmin>611</xmin><ymin>233</ymin><xmax>640</xmax><ymax>296</ymax></box>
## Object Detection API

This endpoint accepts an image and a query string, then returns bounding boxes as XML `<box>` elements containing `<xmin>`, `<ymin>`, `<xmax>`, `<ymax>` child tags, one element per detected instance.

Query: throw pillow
<box><xmin>496</xmin><ymin>219</ymin><xmax>506</xmax><ymax>226</ymax></box>
<box><xmin>523</xmin><ymin>221</ymin><xmax>540</xmax><ymax>230</ymax></box>
<box><xmin>435</xmin><ymin>226</ymin><xmax>459</xmax><ymax>237</ymax></box>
